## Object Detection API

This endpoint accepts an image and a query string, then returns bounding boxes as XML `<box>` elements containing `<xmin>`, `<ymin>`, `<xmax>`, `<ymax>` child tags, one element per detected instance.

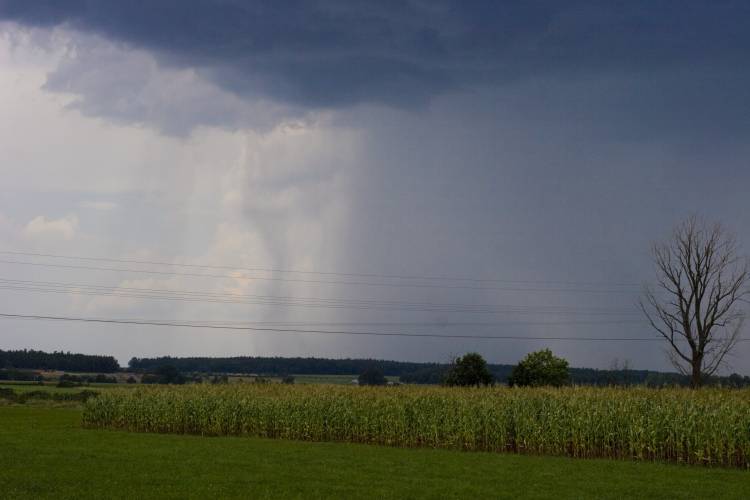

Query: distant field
<box><xmin>1</xmin><ymin>406</ymin><xmax>748</xmax><ymax>499</ymax></box>
<box><xmin>291</xmin><ymin>374</ymin><xmax>358</xmax><ymax>384</ymax></box>
<box><xmin>2</xmin><ymin>373</ymin><xmax>402</xmax><ymax>387</ymax></box>
<box><xmin>219</xmin><ymin>374</ymin><xmax>400</xmax><ymax>385</ymax></box>
<box><xmin>221</xmin><ymin>374</ymin><xmax>360</xmax><ymax>385</ymax></box>
<box><xmin>0</xmin><ymin>383</ymin><xmax>84</xmax><ymax>395</ymax></box>
<box><xmin>1</xmin><ymin>373</ymin><xmax>397</xmax><ymax>394</ymax></box>
<box><xmin>0</xmin><ymin>382</ymin><xmax>130</xmax><ymax>394</ymax></box>
<box><xmin>290</xmin><ymin>374</ymin><xmax>399</xmax><ymax>385</ymax></box>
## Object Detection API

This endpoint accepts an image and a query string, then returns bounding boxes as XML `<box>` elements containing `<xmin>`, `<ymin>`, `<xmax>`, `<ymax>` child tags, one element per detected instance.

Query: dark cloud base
<box><xmin>1</xmin><ymin>0</ymin><xmax>749</xmax><ymax>110</ymax></box>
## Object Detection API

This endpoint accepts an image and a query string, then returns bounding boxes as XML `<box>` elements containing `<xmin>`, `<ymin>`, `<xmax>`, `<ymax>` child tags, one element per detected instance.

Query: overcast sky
<box><xmin>0</xmin><ymin>1</ymin><xmax>749</xmax><ymax>373</ymax></box>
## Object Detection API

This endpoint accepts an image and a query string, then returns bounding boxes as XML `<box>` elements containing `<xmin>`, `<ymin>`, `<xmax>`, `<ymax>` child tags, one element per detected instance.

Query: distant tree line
<box><xmin>0</xmin><ymin>386</ymin><xmax>99</xmax><ymax>404</ymax></box>
<box><xmin>358</xmin><ymin>366</ymin><xmax>388</xmax><ymax>386</ymax></box>
<box><xmin>0</xmin><ymin>369</ymin><xmax>43</xmax><ymax>382</ymax></box>
<box><xmin>129</xmin><ymin>354</ymin><xmax>750</xmax><ymax>387</ymax></box>
<box><xmin>402</xmin><ymin>363</ymin><xmax>750</xmax><ymax>387</ymax></box>
<box><xmin>58</xmin><ymin>373</ymin><xmax>117</xmax><ymax>387</ymax></box>
<box><xmin>4</xmin><ymin>349</ymin><xmax>749</xmax><ymax>387</ymax></box>
<box><xmin>0</xmin><ymin>349</ymin><xmax>120</xmax><ymax>373</ymax></box>
<box><xmin>128</xmin><ymin>356</ymin><xmax>441</xmax><ymax>376</ymax></box>
<box><xmin>141</xmin><ymin>365</ymin><xmax>187</xmax><ymax>385</ymax></box>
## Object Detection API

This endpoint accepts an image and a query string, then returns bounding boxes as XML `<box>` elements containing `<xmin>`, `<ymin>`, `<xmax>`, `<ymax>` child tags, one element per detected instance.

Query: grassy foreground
<box><xmin>84</xmin><ymin>384</ymin><xmax>750</xmax><ymax>467</ymax></box>
<box><xmin>1</xmin><ymin>406</ymin><xmax>749</xmax><ymax>499</ymax></box>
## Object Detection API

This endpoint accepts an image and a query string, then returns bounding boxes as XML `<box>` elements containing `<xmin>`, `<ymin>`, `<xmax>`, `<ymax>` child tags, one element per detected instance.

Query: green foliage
<box><xmin>83</xmin><ymin>385</ymin><xmax>750</xmax><ymax>468</ymax></box>
<box><xmin>57</xmin><ymin>380</ymin><xmax>80</xmax><ymax>388</ymax></box>
<box><xmin>142</xmin><ymin>365</ymin><xmax>186</xmax><ymax>385</ymax></box>
<box><xmin>126</xmin><ymin>354</ymin><xmax>750</xmax><ymax>387</ymax></box>
<box><xmin>0</xmin><ymin>386</ymin><xmax>99</xmax><ymax>404</ymax></box>
<box><xmin>508</xmin><ymin>349</ymin><xmax>570</xmax><ymax>387</ymax></box>
<box><xmin>155</xmin><ymin>365</ymin><xmax>185</xmax><ymax>384</ymax></box>
<box><xmin>398</xmin><ymin>366</ymin><xmax>448</xmax><ymax>384</ymax></box>
<box><xmin>58</xmin><ymin>374</ymin><xmax>85</xmax><ymax>388</ymax></box>
<box><xmin>6</xmin><ymin>407</ymin><xmax>750</xmax><ymax>499</ymax></box>
<box><xmin>0</xmin><ymin>369</ymin><xmax>40</xmax><ymax>381</ymax></box>
<box><xmin>93</xmin><ymin>374</ymin><xmax>117</xmax><ymax>383</ymax></box>
<box><xmin>444</xmin><ymin>353</ymin><xmax>494</xmax><ymax>387</ymax></box>
<box><xmin>128</xmin><ymin>355</ymin><xmax>435</xmax><ymax>376</ymax></box>
<box><xmin>0</xmin><ymin>348</ymin><xmax>119</xmax><ymax>372</ymax></box>
<box><xmin>57</xmin><ymin>373</ymin><xmax>117</xmax><ymax>387</ymax></box>
<box><xmin>358</xmin><ymin>366</ymin><xmax>387</xmax><ymax>386</ymax></box>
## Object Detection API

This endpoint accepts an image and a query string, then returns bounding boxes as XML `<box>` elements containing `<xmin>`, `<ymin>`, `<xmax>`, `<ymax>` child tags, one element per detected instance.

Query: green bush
<box><xmin>444</xmin><ymin>353</ymin><xmax>494</xmax><ymax>387</ymax></box>
<box><xmin>508</xmin><ymin>349</ymin><xmax>570</xmax><ymax>387</ymax></box>
<box><xmin>0</xmin><ymin>387</ymin><xmax>17</xmax><ymax>401</ymax></box>
<box><xmin>0</xmin><ymin>387</ymin><xmax>98</xmax><ymax>404</ymax></box>
<box><xmin>358</xmin><ymin>366</ymin><xmax>387</xmax><ymax>386</ymax></box>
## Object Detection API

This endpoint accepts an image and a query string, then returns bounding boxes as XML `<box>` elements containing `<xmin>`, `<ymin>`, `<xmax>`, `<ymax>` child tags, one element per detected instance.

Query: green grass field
<box><xmin>1</xmin><ymin>383</ymin><xmax>97</xmax><ymax>394</ymax></box>
<box><xmin>0</xmin><ymin>382</ymin><xmax>137</xmax><ymax>395</ymax></box>
<box><xmin>1</xmin><ymin>406</ymin><xmax>748</xmax><ymax>499</ymax></box>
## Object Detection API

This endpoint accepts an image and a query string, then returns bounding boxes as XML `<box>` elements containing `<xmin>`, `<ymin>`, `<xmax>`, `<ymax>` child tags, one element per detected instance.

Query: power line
<box><xmin>0</xmin><ymin>277</ymin><xmax>642</xmax><ymax>315</ymax></box>
<box><xmin>0</xmin><ymin>258</ymin><xmax>642</xmax><ymax>294</ymax></box>
<box><xmin>0</xmin><ymin>277</ymin><xmax>635</xmax><ymax>309</ymax></box>
<box><xmin>3</xmin><ymin>312</ymin><xmax>645</xmax><ymax>327</ymax></box>
<box><xmin>0</xmin><ymin>312</ymin><xmax>680</xmax><ymax>341</ymax></box>
<box><xmin>0</xmin><ymin>284</ymin><xmax>641</xmax><ymax>316</ymax></box>
<box><xmin>0</xmin><ymin>281</ymin><xmax>643</xmax><ymax>318</ymax></box>
<box><xmin>44</xmin><ymin>318</ymin><xmax>646</xmax><ymax>327</ymax></box>
<box><xmin>0</xmin><ymin>250</ymin><xmax>642</xmax><ymax>288</ymax></box>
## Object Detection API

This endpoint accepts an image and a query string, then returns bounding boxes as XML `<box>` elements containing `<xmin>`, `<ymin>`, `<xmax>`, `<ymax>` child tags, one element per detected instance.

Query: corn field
<box><xmin>83</xmin><ymin>385</ymin><xmax>750</xmax><ymax>467</ymax></box>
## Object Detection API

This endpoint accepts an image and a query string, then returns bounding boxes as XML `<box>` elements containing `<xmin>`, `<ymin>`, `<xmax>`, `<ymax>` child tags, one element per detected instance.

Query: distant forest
<box><xmin>128</xmin><ymin>355</ymin><xmax>750</xmax><ymax>387</ymax></box>
<box><xmin>0</xmin><ymin>349</ymin><xmax>120</xmax><ymax>373</ymax></box>
<box><xmin>3</xmin><ymin>349</ymin><xmax>748</xmax><ymax>387</ymax></box>
<box><xmin>129</xmin><ymin>356</ymin><xmax>435</xmax><ymax>378</ymax></box>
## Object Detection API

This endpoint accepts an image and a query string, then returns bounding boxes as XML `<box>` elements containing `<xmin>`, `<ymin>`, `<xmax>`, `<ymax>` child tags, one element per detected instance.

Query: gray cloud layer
<box><xmin>1</xmin><ymin>1</ymin><xmax>750</xmax><ymax>372</ymax></box>
<box><xmin>2</xmin><ymin>0</ymin><xmax>749</xmax><ymax>111</ymax></box>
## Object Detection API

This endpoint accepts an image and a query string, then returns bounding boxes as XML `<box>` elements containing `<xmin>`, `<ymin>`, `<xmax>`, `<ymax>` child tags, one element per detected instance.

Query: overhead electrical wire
<box><xmin>28</xmin><ymin>317</ymin><xmax>645</xmax><ymax>327</ymax></box>
<box><xmin>0</xmin><ymin>258</ymin><xmax>643</xmax><ymax>293</ymax></box>
<box><xmin>0</xmin><ymin>251</ymin><xmax>681</xmax><ymax>344</ymax></box>
<box><xmin>0</xmin><ymin>312</ymin><xmax>693</xmax><ymax>341</ymax></box>
<box><xmin>0</xmin><ymin>277</ymin><xmax>636</xmax><ymax>309</ymax></box>
<box><xmin>0</xmin><ymin>250</ymin><xmax>738</xmax><ymax>352</ymax></box>
<box><xmin>0</xmin><ymin>277</ymin><xmax>642</xmax><ymax>316</ymax></box>
<box><xmin>0</xmin><ymin>250</ymin><xmax>642</xmax><ymax>288</ymax></box>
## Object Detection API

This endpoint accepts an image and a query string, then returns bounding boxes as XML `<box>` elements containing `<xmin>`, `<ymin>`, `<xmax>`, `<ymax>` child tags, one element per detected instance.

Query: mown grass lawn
<box><xmin>0</xmin><ymin>406</ymin><xmax>748</xmax><ymax>499</ymax></box>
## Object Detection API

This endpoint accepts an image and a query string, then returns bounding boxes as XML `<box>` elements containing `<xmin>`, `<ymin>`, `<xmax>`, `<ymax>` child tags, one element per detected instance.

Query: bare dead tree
<box><xmin>640</xmin><ymin>216</ymin><xmax>748</xmax><ymax>388</ymax></box>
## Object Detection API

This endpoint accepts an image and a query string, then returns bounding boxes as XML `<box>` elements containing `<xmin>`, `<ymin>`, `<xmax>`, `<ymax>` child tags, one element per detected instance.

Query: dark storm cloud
<box><xmin>2</xmin><ymin>0</ymin><xmax>749</xmax><ymax>109</ymax></box>
<box><xmin>2</xmin><ymin>1</ymin><xmax>750</xmax><ymax>373</ymax></box>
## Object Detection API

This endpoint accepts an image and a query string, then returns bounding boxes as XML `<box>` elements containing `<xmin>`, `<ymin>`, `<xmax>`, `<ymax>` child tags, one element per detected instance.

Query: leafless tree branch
<box><xmin>641</xmin><ymin>216</ymin><xmax>748</xmax><ymax>387</ymax></box>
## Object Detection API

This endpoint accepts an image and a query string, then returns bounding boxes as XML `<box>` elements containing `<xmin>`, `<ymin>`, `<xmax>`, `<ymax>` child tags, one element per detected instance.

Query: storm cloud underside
<box><xmin>0</xmin><ymin>1</ymin><xmax>749</xmax><ymax>373</ymax></box>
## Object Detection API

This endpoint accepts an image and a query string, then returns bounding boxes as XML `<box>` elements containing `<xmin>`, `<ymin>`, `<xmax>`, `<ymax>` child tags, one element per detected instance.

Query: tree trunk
<box><xmin>691</xmin><ymin>357</ymin><xmax>703</xmax><ymax>388</ymax></box>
